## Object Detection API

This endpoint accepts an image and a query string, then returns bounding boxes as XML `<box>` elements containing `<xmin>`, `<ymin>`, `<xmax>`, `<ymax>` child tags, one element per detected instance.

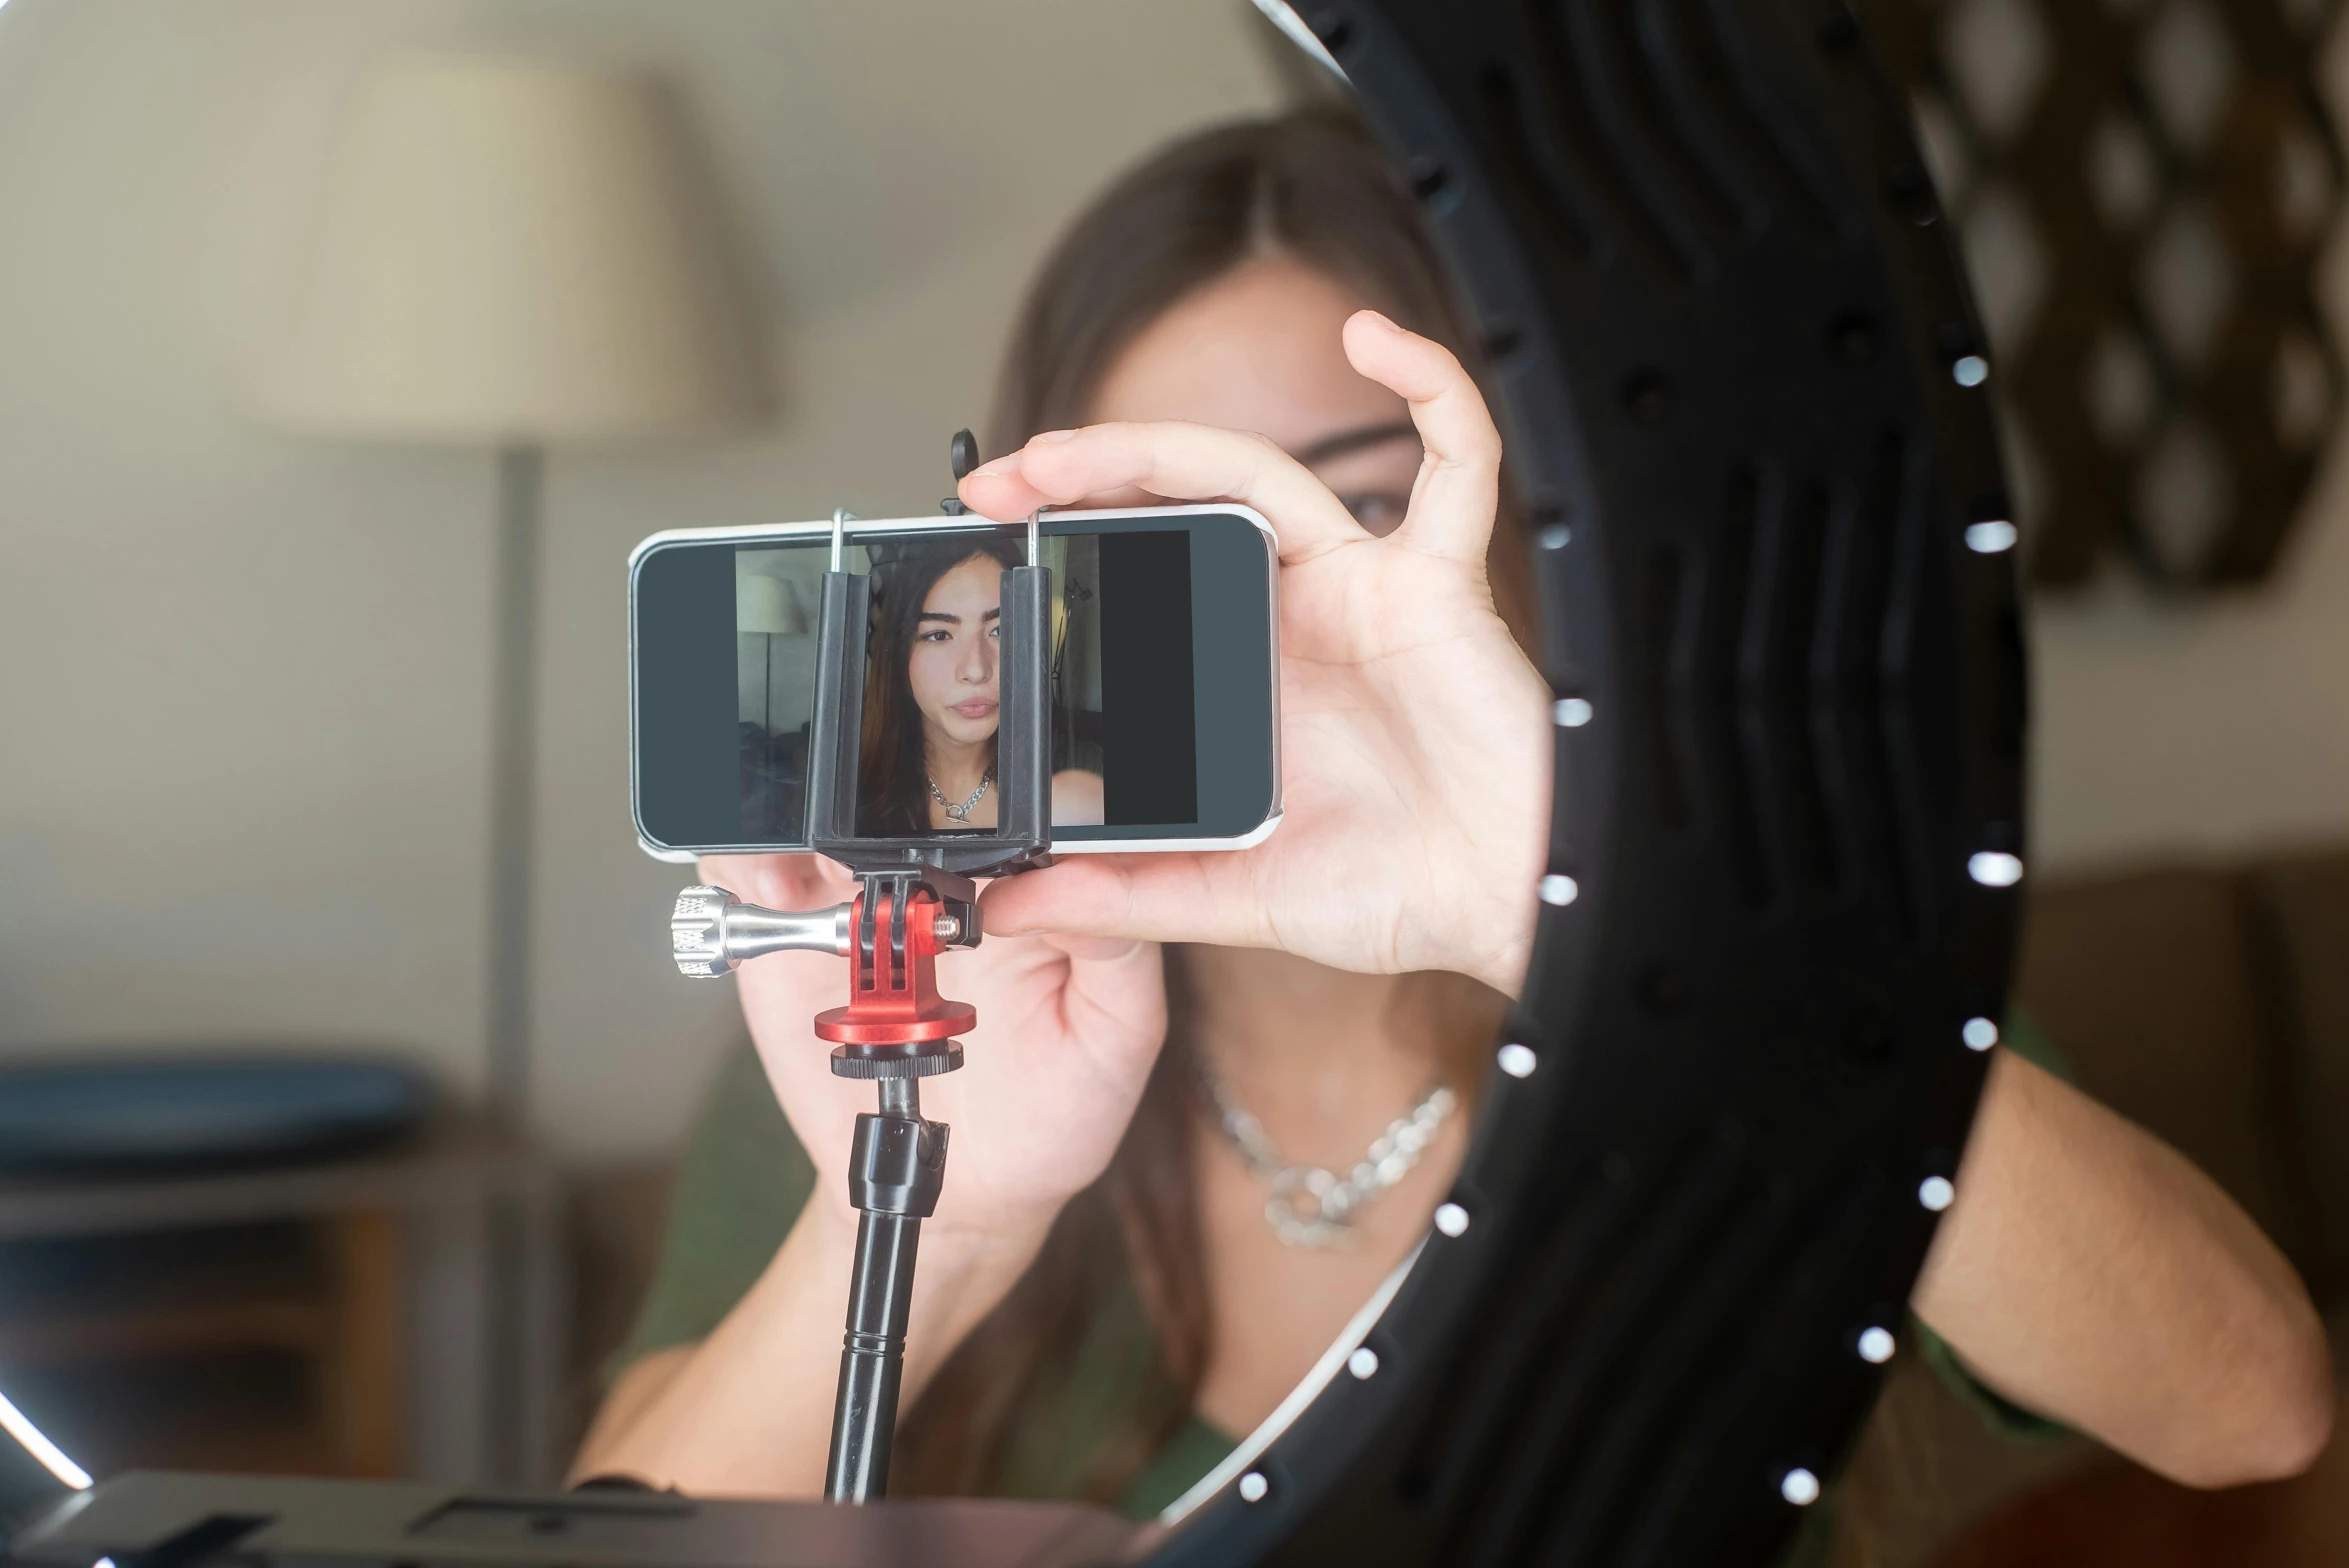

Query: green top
<box><xmin>613</xmin><ymin>1024</ymin><xmax>2067</xmax><ymax>1541</ymax></box>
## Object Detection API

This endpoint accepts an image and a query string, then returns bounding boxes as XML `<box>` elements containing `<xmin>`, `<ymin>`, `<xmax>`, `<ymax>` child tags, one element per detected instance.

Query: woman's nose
<box><xmin>957</xmin><ymin>632</ymin><xmax>995</xmax><ymax>684</ymax></box>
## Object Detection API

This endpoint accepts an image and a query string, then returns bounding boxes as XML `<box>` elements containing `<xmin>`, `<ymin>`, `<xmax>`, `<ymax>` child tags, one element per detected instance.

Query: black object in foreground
<box><xmin>3</xmin><ymin>1473</ymin><xmax>1131</xmax><ymax>1568</ymax></box>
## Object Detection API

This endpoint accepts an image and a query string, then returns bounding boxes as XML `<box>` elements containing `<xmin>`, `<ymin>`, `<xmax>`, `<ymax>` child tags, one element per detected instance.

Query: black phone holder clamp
<box><xmin>665</xmin><ymin>449</ymin><xmax>1054</xmax><ymax>1503</ymax></box>
<box><xmin>802</xmin><ymin>491</ymin><xmax>1055</xmax><ymax>882</ymax></box>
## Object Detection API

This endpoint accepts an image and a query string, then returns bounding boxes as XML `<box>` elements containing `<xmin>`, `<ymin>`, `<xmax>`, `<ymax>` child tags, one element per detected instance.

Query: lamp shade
<box><xmin>735</xmin><ymin>573</ymin><xmax>807</xmax><ymax>636</ymax></box>
<box><xmin>258</xmin><ymin>56</ymin><xmax>764</xmax><ymax>444</ymax></box>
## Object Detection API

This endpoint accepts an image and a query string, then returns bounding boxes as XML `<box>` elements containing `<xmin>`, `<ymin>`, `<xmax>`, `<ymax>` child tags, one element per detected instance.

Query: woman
<box><xmin>856</xmin><ymin>537</ymin><xmax>1105</xmax><ymax>834</ymax></box>
<box><xmin>579</xmin><ymin>112</ymin><xmax>2330</xmax><ymax>1541</ymax></box>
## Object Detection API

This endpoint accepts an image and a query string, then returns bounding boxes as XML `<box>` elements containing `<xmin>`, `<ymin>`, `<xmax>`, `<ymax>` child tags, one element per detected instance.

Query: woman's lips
<box><xmin>951</xmin><ymin>698</ymin><xmax>998</xmax><ymax>719</ymax></box>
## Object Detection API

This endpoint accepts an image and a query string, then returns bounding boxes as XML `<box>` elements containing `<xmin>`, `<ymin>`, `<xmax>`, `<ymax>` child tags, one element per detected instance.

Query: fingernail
<box><xmin>972</xmin><ymin>456</ymin><xmax>1019</xmax><ymax>478</ymax></box>
<box><xmin>1030</xmin><ymin>428</ymin><xmax>1078</xmax><ymax>444</ymax></box>
<box><xmin>1358</xmin><ymin>308</ymin><xmax>1404</xmax><ymax>333</ymax></box>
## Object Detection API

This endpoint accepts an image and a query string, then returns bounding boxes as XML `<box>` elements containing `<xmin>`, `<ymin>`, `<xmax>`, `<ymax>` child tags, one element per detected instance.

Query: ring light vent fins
<box><xmin>1640</xmin><ymin>429</ymin><xmax>1938</xmax><ymax>943</ymax></box>
<box><xmin>1473</xmin><ymin>0</ymin><xmax>1849</xmax><ymax>285</ymax></box>
<box><xmin>1149</xmin><ymin>2</ymin><xmax>2024</xmax><ymax>1565</ymax></box>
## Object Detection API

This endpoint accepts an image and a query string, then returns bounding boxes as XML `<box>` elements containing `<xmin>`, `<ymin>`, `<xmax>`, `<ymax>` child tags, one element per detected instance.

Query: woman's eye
<box><xmin>1337</xmin><ymin>491</ymin><xmax>1410</xmax><ymax>537</ymax></box>
<box><xmin>919</xmin><ymin>628</ymin><xmax>950</xmax><ymax>643</ymax></box>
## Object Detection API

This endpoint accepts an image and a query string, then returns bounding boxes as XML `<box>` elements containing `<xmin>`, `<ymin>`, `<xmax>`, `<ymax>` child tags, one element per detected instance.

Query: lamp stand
<box><xmin>486</xmin><ymin>443</ymin><xmax>543</xmax><ymax>1130</ymax></box>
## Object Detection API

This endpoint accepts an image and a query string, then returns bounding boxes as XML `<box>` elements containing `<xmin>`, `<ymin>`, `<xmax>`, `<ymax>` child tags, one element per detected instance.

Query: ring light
<box><xmin>1</xmin><ymin>3</ymin><xmax>2022</xmax><ymax>1566</ymax></box>
<box><xmin>1152</xmin><ymin>3</ymin><xmax>2023</xmax><ymax>1563</ymax></box>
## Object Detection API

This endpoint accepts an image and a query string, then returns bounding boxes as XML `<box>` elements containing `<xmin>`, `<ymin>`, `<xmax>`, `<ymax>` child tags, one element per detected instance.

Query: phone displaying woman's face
<box><xmin>907</xmin><ymin>553</ymin><xmax>1003</xmax><ymax>749</ymax></box>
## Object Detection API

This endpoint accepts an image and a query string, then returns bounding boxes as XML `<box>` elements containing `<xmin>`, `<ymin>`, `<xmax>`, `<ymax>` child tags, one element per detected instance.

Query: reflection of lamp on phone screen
<box><xmin>734</xmin><ymin>573</ymin><xmax>808</xmax><ymax>736</ymax></box>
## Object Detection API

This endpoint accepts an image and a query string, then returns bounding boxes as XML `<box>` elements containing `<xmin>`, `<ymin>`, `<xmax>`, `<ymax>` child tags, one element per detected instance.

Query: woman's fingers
<box><xmin>958</xmin><ymin>319</ymin><xmax>1503</xmax><ymax>571</ymax></box>
<box><xmin>1340</xmin><ymin>311</ymin><xmax>1503</xmax><ymax>566</ymax></box>
<box><xmin>960</xmin><ymin>421</ymin><xmax>1366</xmax><ymax>564</ymax></box>
<box><xmin>979</xmin><ymin>853</ymin><xmax>1254</xmax><ymax>950</ymax></box>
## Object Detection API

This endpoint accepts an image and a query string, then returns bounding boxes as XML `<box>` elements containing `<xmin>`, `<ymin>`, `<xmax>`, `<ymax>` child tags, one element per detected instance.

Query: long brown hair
<box><xmin>856</xmin><ymin>536</ymin><xmax>1024</xmax><ymax>835</ymax></box>
<box><xmin>892</xmin><ymin>108</ymin><xmax>1527</xmax><ymax>1502</ymax></box>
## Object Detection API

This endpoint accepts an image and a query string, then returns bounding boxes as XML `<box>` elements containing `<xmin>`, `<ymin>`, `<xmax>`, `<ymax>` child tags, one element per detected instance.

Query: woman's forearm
<box><xmin>572</xmin><ymin>1201</ymin><xmax>1048</xmax><ymax>1496</ymax></box>
<box><xmin>1912</xmin><ymin>1049</ymin><xmax>2335</xmax><ymax>1487</ymax></box>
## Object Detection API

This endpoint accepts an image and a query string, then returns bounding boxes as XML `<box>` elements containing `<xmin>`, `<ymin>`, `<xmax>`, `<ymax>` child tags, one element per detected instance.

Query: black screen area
<box><xmin>633</xmin><ymin>543</ymin><xmax>740</xmax><ymax>849</ymax></box>
<box><xmin>1098</xmin><ymin>531</ymin><xmax>1198</xmax><ymax>827</ymax></box>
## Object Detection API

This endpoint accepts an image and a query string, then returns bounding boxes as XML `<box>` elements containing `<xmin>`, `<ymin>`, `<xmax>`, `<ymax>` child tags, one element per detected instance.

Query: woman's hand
<box><xmin>702</xmin><ymin>852</ymin><xmax>1168</xmax><ymax>1251</ymax></box>
<box><xmin>960</xmin><ymin>312</ymin><xmax>1552</xmax><ymax>996</ymax></box>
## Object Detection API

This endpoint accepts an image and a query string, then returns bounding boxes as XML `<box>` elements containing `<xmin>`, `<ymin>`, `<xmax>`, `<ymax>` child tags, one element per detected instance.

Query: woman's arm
<box><xmin>572</xmin><ymin>1198</ymin><xmax>1051</xmax><ymax>1495</ymax></box>
<box><xmin>1913</xmin><ymin>1048</ymin><xmax>2335</xmax><ymax>1487</ymax></box>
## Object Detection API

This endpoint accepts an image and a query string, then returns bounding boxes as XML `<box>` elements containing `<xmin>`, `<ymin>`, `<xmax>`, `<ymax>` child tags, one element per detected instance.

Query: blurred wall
<box><xmin>0</xmin><ymin>0</ymin><xmax>1283</xmax><ymax>1160</ymax></box>
<box><xmin>6</xmin><ymin>1</ymin><xmax>2349</xmax><ymax>1164</ymax></box>
<box><xmin>1995</xmin><ymin>19</ymin><xmax>2349</xmax><ymax>879</ymax></box>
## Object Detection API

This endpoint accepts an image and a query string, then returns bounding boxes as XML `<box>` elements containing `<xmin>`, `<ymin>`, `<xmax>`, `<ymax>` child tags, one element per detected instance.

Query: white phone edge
<box><xmin>629</xmin><ymin>503</ymin><xmax>1283</xmax><ymax>865</ymax></box>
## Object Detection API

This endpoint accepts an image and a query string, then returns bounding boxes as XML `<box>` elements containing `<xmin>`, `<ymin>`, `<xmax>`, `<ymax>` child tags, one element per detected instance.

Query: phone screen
<box><xmin>633</xmin><ymin>509</ymin><xmax>1276</xmax><ymax>854</ymax></box>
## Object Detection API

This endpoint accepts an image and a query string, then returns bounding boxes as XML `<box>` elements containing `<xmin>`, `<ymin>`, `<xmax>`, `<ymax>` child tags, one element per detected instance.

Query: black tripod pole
<box><xmin>825</xmin><ymin>1075</ymin><xmax>949</xmax><ymax>1502</ymax></box>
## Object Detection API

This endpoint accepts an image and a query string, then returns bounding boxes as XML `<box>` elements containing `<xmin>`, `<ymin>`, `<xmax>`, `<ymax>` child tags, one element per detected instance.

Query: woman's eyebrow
<box><xmin>1292</xmin><ymin>419</ymin><xmax>1419</xmax><ymax>467</ymax></box>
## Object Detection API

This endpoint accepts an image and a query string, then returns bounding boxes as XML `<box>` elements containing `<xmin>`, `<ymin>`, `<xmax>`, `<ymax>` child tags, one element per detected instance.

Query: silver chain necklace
<box><xmin>926</xmin><ymin>766</ymin><xmax>992</xmax><ymax>825</ymax></box>
<box><xmin>1200</xmin><ymin>1063</ymin><xmax>1457</xmax><ymax>1250</ymax></box>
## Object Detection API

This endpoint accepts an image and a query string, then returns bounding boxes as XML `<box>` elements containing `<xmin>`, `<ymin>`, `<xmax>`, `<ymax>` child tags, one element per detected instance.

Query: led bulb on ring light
<box><xmin>1968</xmin><ymin>851</ymin><xmax>2024</xmax><ymax>887</ymax></box>
<box><xmin>1965</xmin><ymin>519</ymin><xmax>2017</xmax><ymax>553</ymax></box>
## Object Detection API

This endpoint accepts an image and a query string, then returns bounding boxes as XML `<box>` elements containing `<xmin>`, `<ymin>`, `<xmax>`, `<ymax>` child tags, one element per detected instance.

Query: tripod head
<box><xmin>659</xmin><ymin>434</ymin><xmax>1055</xmax><ymax>1501</ymax></box>
<box><xmin>670</xmin><ymin>879</ymin><xmax>969</xmax><ymax>977</ymax></box>
<box><xmin>667</xmin><ymin>862</ymin><xmax>984</xmax><ymax>1499</ymax></box>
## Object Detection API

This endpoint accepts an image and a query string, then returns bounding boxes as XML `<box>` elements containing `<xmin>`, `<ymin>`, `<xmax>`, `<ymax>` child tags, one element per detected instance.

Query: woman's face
<box><xmin>1088</xmin><ymin>257</ymin><xmax>1424</xmax><ymax>535</ymax></box>
<box><xmin>907</xmin><ymin>553</ymin><xmax>1002</xmax><ymax>748</ymax></box>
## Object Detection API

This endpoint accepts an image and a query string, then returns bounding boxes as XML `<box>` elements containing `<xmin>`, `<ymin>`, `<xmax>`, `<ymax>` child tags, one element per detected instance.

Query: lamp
<box><xmin>259</xmin><ymin>55</ymin><xmax>763</xmax><ymax>1127</ymax></box>
<box><xmin>734</xmin><ymin>574</ymin><xmax>808</xmax><ymax>735</ymax></box>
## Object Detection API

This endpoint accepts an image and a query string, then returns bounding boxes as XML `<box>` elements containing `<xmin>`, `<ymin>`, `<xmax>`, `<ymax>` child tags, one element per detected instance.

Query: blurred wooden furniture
<box><xmin>0</xmin><ymin>1117</ymin><xmax>562</xmax><ymax>1487</ymax></box>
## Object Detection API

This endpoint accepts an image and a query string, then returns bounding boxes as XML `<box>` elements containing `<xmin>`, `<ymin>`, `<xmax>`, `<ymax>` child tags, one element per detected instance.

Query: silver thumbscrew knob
<box><xmin>670</xmin><ymin>885</ymin><xmax>854</xmax><ymax>977</ymax></box>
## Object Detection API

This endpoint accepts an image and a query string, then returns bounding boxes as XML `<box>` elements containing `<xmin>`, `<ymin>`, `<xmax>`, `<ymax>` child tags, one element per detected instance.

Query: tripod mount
<box><xmin>667</xmin><ymin>438</ymin><xmax>1053</xmax><ymax>1502</ymax></box>
<box><xmin>670</xmin><ymin>864</ymin><xmax>980</xmax><ymax>1501</ymax></box>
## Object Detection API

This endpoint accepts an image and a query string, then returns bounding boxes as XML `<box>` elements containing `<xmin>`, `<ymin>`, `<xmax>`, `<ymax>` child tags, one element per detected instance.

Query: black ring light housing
<box><xmin>0</xmin><ymin>4</ymin><xmax>2022</xmax><ymax>1567</ymax></box>
<box><xmin>1154</xmin><ymin>3</ymin><xmax>2024</xmax><ymax>1564</ymax></box>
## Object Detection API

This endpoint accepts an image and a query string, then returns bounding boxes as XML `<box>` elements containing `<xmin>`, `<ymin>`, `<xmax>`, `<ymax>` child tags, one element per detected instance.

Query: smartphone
<box><xmin>630</xmin><ymin>506</ymin><xmax>1281</xmax><ymax>861</ymax></box>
